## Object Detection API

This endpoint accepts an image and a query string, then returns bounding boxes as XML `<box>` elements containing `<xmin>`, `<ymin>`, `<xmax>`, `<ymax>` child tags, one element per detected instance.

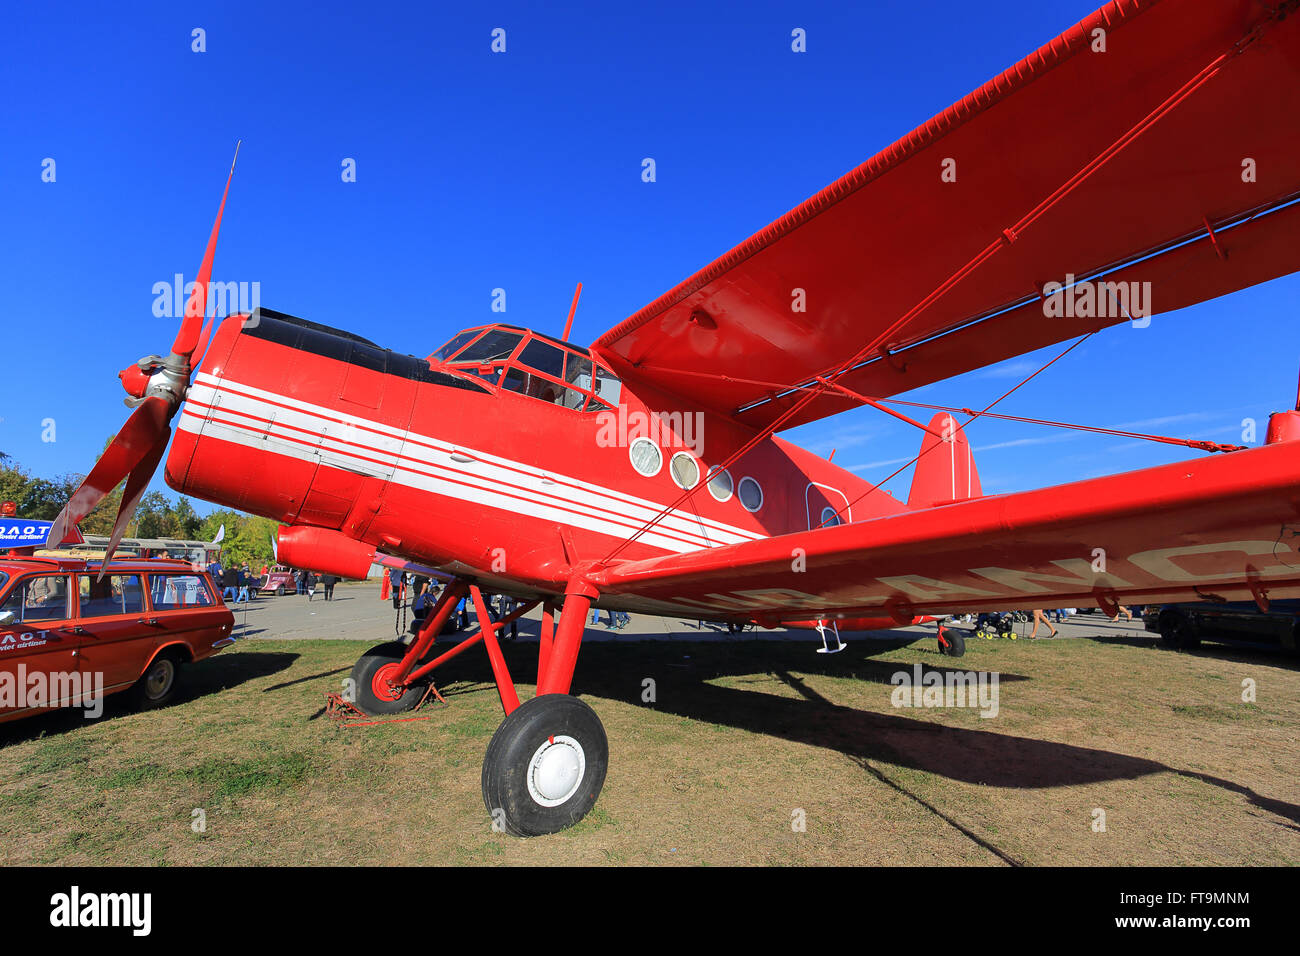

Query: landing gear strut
<box><xmin>345</xmin><ymin>575</ymin><xmax>607</xmax><ymax>836</ymax></box>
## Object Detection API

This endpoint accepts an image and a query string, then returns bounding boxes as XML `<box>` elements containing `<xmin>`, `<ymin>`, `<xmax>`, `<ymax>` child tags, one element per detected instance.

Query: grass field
<box><xmin>2</xmin><ymin>629</ymin><xmax>1298</xmax><ymax>865</ymax></box>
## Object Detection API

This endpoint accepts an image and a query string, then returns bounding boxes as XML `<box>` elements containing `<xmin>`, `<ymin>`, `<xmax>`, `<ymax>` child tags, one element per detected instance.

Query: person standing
<box><xmin>237</xmin><ymin>563</ymin><xmax>252</xmax><ymax>604</ymax></box>
<box><xmin>221</xmin><ymin>565</ymin><xmax>239</xmax><ymax>602</ymax></box>
<box><xmin>494</xmin><ymin>593</ymin><xmax>518</xmax><ymax>640</ymax></box>
<box><xmin>322</xmin><ymin>574</ymin><xmax>338</xmax><ymax>601</ymax></box>
<box><xmin>412</xmin><ymin>582</ymin><xmax>434</xmax><ymax>622</ymax></box>
<box><xmin>1029</xmin><ymin>609</ymin><xmax>1058</xmax><ymax>640</ymax></box>
<box><xmin>305</xmin><ymin>571</ymin><xmax>318</xmax><ymax>602</ymax></box>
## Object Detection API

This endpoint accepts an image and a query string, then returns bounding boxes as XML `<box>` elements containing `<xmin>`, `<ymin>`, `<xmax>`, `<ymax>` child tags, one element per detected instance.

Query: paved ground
<box><xmin>231</xmin><ymin>580</ymin><xmax>1155</xmax><ymax>648</ymax></box>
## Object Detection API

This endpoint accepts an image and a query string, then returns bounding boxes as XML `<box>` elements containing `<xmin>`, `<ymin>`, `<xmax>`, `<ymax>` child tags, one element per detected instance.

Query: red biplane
<box><xmin>49</xmin><ymin>0</ymin><xmax>1300</xmax><ymax>834</ymax></box>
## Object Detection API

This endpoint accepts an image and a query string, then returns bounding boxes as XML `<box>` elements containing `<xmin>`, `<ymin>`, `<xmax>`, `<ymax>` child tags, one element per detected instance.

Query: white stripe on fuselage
<box><xmin>180</xmin><ymin>373</ymin><xmax>767</xmax><ymax>555</ymax></box>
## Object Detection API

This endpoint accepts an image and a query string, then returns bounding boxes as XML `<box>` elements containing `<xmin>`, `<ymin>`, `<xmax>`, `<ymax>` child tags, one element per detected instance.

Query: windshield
<box><xmin>449</xmin><ymin>329</ymin><xmax>523</xmax><ymax>365</ymax></box>
<box><xmin>431</xmin><ymin>330</ymin><xmax>484</xmax><ymax>363</ymax></box>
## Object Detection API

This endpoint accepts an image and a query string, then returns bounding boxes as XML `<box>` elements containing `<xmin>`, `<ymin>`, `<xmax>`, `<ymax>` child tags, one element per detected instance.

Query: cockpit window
<box><xmin>431</xmin><ymin>330</ymin><xmax>484</xmax><ymax>362</ymax></box>
<box><xmin>449</xmin><ymin>329</ymin><xmax>523</xmax><ymax>364</ymax></box>
<box><xmin>517</xmin><ymin>339</ymin><xmax>565</xmax><ymax>379</ymax></box>
<box><xmin>501</xmin><ymin>368</ymin><xmax>588</xmax><ymax>409</ymax></box>
<box><xmin>592</xmin><ymin>364</ymin><xmax>622</xmax><ymax>408</ymax></box>
<box><xmin>428</xmin><ymin>325</ymin><xmax>623</xmax><ymax>412</ymax></box>
<box><xmin>565</xmin><ymin>354</ymin><xmax>593</xmax><ymax>391</ymax></box>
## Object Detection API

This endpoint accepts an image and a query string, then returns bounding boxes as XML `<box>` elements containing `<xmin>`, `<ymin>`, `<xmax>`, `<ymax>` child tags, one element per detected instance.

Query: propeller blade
<box><xmin>98</xmin><ymin>432</ymin><xmax>170</xmax><ymax>576</ymax></box>
<box><xmin>171</xmin><ymin>141</ymin><xmax>241</xmax><ymax>362</ymax></box>
<box><xmin>191</xmin><ymin>316</ymin><xmax>216</xmax><ymax>370</ymax></box>
<box><xmin>192</xmin><ymin>317</ymin><xmax>213</xmax><ymax>361</ymax></box>
<box><xmin>45</xmin><ymin>396</ymin><xmax>171</xmax><ymax>548</ymax></box>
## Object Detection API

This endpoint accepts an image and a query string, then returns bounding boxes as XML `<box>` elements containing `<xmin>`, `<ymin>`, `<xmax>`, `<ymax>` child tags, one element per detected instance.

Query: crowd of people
<box><xmin>204</xmin><ymin>557</ymin><xmax>341</xmax><ymax>605</ymax></box>
<box><xmin>391</xmin><ymin>569</ymin><xmax>631</xmax><ymax>639</ymax></box>
<box><xmin>968</xmin><ymin>605</ymin><xmax>1144</xmax><ymax>640</ymax></box>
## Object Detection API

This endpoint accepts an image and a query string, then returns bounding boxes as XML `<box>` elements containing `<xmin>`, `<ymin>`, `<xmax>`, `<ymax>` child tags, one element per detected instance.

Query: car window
<box><xmin>0</xmin><ymin>575</ymin><xmax>71</xmax><ymax>623</ymax></box>
<box><xmin>150</xmin><ymin>573</ymin><xmax>216</xmax><ymax>609</ymax></box>
<box><xmin>78</xmin><ymin>574</ymin><xmax>145</xmax><ymax>617</ymax></box>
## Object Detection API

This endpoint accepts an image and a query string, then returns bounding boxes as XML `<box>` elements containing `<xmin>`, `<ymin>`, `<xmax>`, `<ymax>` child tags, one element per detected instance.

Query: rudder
<box><xmin>907</xmin><ymin>413</ymin><xmax>982</xmax><ymax>509</ymax></box>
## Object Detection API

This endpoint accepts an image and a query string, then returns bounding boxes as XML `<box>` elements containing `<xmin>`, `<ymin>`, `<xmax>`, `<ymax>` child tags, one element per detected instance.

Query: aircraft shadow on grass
<box><xmin>423</xmin><ymin>627</ymin><xmax>1300</xmax><ymax>831</ymax></box>
<box><xmin>1081</xmin><ymin>631</ymin><xmax>1300</xmax><ymax>670</ymax></box>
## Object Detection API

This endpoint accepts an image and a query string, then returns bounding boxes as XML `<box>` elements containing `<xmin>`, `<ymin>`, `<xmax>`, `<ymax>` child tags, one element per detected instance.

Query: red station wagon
<box><xmin>0</xmin><ymin>555</ymin><xmax>235</xmax><ymax>724</ymax></box>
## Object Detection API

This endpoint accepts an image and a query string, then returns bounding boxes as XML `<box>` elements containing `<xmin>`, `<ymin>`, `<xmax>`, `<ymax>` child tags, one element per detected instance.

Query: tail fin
<box><xmin>907</xmin><ymin>413</ymin><xmax>982</xmax><ymax>509</ymax></box>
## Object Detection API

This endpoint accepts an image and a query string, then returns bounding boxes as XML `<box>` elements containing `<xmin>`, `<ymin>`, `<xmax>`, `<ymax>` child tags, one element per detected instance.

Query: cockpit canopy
<box><xmin>430</xmin><ymin>325</ymin><xmax>622</xmax><ymax>411</ymax></box>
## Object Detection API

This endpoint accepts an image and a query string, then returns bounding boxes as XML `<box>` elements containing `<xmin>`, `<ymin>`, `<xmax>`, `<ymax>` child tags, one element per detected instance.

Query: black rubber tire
<box><xmin>1160</xmin><ymin>613</ymin><xmax>1201</xmax><ymax>650</ymax></box>
<box><xmin>943</xmin><ymin>630</ymin><xmax>966</xmax><ymax>658</ymax></box>
<box><xmin>129</xmin><ymin>649</ymin><xmax>185</xmax><ymax>710</ymax></box>
<box><xmin>482</xmin><ymin>694</ymin><xmax>609</xmax><ymax>837</ymax></box>
<box><xmin>276</xmin><ymin>585</ymin><xmax>285</xmax><ymax>596</ymax></box>
<box><xmin>350</xmin><ymin>641</ymin><xmax>427</xmax><ymax>715</ymax></box>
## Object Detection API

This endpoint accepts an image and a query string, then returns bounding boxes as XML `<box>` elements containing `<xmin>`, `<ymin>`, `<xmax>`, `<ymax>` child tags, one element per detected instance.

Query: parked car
<box><xmin>0</xmin><ymin>555</ymin><xmax>235</xmax><ymax>724</ymax></box>
<box><xmin>256</xmin><ymin>565</ymin><xmax>298</xmax><ymax>596</ymax></box>
<box><xmin>1144</xmin><ymin>601</ymin><xmax>1300</xmax><ymax>653</ymax></box>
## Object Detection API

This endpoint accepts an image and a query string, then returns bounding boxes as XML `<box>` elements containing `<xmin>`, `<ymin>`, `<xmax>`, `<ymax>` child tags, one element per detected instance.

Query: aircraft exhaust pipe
<box><xmin>276</xmin><ymin>525</ymin><xmax>377</xmax><ymax>580</ymax></box>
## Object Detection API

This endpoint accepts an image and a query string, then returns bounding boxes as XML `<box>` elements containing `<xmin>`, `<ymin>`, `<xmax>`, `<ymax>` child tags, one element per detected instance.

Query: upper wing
<box><xmin>592</xmin><ymin>0</ymin><xmax>1300</xmax><ymax>431</ymax></box>
<box><xmin>590</xmin><ymin>439</ymin><xmax>1300</xmax><ymax>620</ymax></box>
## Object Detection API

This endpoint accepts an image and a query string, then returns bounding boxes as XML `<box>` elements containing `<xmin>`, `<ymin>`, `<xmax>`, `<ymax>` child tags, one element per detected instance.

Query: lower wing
<box><xmin>591</xmin><ymin>439</ymin><xmax>1300</xmax><ymax>622</ymax></box>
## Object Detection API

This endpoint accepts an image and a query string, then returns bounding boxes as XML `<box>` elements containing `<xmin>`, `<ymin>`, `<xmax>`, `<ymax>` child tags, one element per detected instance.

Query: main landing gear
<box><xmin>345</xmin><ymin>578</ymin><xmax>607</xmax><ymax>836</ymax></box>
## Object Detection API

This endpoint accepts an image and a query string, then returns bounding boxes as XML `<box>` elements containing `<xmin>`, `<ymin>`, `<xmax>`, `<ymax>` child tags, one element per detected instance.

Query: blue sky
<box><xmin>2</xmin><ymin>0</ymin><xmax>1297</xmax><ymax>510</ymax></box>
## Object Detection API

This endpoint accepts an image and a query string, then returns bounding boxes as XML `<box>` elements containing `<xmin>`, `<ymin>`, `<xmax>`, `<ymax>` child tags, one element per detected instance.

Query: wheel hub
<box><xmin>371</xmin><ymin>662</ymin><xmax>406</xmax><ymax>702</ymax></box>
<box><xmin>146</xmin><ymin>659</ymin><xmax>174</xmax><ymax>698</ymax></box>
<box><xmin>527</xmin><ymin>735</ymin><xmax>585</xmax><ymax>807</ymax></box>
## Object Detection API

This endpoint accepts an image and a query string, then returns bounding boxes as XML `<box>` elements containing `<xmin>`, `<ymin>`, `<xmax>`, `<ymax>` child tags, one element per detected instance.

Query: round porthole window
<box><xmin>706</xmin><ymin>466</ymin><xmax>733</xmax><ymax>502</ymax></box>
<box><xmin>629</xmin><ymin>438</ymin><xmax>662</xmax><ymax>477</ymax></box>
<box><xmin>737</xmin><ymin>476</ymin><xmax>763</xmax><ymax>513</ymax></box>
<box><xmin>670</xmin><ymin>452</ymin><xmax>700</xmax><ymax>489</ymax></box>
<box><xmin>820</xmin><ymin>506</ymin><xmax>841</xmax><ymax>527</ymax></box>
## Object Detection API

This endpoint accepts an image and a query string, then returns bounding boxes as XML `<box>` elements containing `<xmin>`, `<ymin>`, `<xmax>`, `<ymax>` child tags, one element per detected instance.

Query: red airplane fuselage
<box><xmin>164</xmin><ymin>309</ymin><xmax>910</xmax><ymax>620</ymax></box>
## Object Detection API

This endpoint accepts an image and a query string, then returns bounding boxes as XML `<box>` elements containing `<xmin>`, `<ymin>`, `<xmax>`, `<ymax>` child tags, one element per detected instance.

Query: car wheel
<box><xmin>1160</xmin><ymin>613</ymin><xmax>1200</xmax><ymax>650</ymax></box>
<box><xmin>482</xmin><ymin>695</ymin><xmax>608</xmax><ymax>837</ymax></box>
<box><xmin>130</xmin><ymin>650</ymin><xmax>184</xmax><ymax>710</ymax></box>
<box><xmin>276</xmin><ymin>585</ymin><xmax>285</xmax><ymax>596</ymax></box>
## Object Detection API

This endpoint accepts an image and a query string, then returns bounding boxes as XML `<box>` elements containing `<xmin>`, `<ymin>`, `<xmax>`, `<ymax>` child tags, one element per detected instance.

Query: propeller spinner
<box><xmin>47</xmin><ymin>143</ymin><xmax>242</xmax><ymax>567</ymax></box>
